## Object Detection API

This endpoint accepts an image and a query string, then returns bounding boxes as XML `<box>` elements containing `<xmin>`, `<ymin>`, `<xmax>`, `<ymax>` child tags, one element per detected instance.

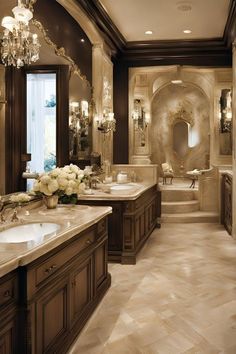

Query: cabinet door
<box><xmin>135</xmin><ymin>210</ymin><xmax>145</xmax><ymax>246</ymax></box>
<box><xmin>34</xmin><ymin>277</ymin><xmax>69</xmax><ymax>354</ymax></box>
<box><xmin>0</xmin><ymin>316</ymin><xmax>17</xmax><ymax>354</ymax></box>
<box><xmin>70</xmin><ymin>256</ymin><xmax>93</xmax><ymax>327</ymax></box>
<box><xmin>95</xmin><ymin>241</ymin><xmax>108</xmax><ymax>292</ymax></box>
<box><xmin>224</xmin><ymin>178</ymin><xmax>232</xmax><ymax>234</ymax></box>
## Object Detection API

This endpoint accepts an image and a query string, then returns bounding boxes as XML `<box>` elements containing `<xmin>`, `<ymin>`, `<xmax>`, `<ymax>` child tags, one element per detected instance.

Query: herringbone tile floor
<box><xmin>69</xmin><ymin>223</ymin><xmax>236</xmax><ymax>354</ymax></box>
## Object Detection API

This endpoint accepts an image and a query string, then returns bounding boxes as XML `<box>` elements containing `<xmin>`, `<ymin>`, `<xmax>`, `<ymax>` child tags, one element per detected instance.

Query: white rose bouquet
<box><xmin>10</xmin><ymin>193</ymin><xmax>31</xmax><ymax>204</ymax></box>
<box><xmin>32</xmin><ymin>164</ymin><xmax>90</xmax><ymax>204</ymax></box>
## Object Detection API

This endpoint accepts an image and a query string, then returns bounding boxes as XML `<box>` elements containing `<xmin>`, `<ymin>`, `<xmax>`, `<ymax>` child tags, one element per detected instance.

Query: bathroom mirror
<box><xmin>132</xmin><ymin>99</ymin><xmax>148</xmax><ymax>147</ymax></box>
<box><xmin>69</xmin><ymin>74</ymin><xmax>92</xmax><ymax>162</ymax></box>
<box><xmin>173</xmin><ymin>120</ymin><xmax>189</xmax><ymax>158</ymax></box>
<box><xmin>29</xmin><ymin>20</ymin><xmax>92</xmax><ymax>165</ymax></box>
<box><xmin>219</xmin><ymin>88</ymin><xmax>232</xmax><ymax>155</ymax></box>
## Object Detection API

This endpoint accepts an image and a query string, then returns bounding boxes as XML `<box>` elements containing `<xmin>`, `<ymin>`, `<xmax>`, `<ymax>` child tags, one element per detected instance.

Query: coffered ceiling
<box><xmin>99</xmin><ymin>0</ymin><xmax>231</xmax><ymax>42</ymax></box>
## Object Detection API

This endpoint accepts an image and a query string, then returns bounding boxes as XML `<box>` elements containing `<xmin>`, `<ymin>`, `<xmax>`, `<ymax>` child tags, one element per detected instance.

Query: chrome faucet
<box><xmin>90</xmin><ymin>176</ymin><xmax>103</xmax><ymax>189</ymax></box>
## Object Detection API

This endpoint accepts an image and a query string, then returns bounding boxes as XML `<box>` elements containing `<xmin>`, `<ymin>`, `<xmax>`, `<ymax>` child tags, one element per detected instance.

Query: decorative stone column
<box><xmin>232</xmin><ymin>42</ymin><xmax>236</xmax><ymax>238</ymax></box>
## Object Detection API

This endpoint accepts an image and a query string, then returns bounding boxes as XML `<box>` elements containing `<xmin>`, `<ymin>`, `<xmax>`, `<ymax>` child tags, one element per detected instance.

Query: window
<box><xmin>26</xmin><ymin>73</ymin><xmax>57</xmax><ymax>173</ymax></box>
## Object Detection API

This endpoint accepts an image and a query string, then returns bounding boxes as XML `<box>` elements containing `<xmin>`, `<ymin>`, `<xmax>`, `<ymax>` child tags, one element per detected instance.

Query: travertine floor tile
<box><xmin>68</xmin><ymin>223</ymin><xmax>236</xmax><ymax>354</ymax></box>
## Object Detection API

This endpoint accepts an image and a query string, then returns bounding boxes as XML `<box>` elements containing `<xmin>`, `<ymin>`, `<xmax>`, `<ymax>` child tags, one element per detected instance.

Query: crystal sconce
<box><xmin>219</xmin><ymin>88</ymin><xmax>232</xmax><ymax>133</ymax></box>
<box><xmin>96</xmin><ymin>108</ymin><xmax>116</xmax><ymax>134</ymax></box>
<box><xmin>69</xmin><ymin>101</ymin><xmax>90</xmax><ymax>159</ymax></box>
<box><xmin>132</xmin><ymin>99</ymin><xmax>149</xmax><ymax>133</ymax></box>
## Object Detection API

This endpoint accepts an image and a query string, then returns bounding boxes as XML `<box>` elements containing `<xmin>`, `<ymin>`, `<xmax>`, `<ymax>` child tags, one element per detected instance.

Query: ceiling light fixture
<box><xmin>145</xmin><ymin>30</ymin><xmax>153</xmax><ymax>35</ymax></box>
<box><xmin>171</xmin><ymin>79</ymin><xmax>183</xmax><ymax>84</ymax></box>
<box><xmin>183</xmin><ymin>29</ymin><xmax>192</xmax><ymax>34</ymax></box>
<box><xmin>177</xmin><ymin>1</ymin><xmax>192</xmax><ymax>12</ymax></box>
<box><xmin>1</xmin><ymin>0</ymin><xmax>40</xmax><ymax>68</ymax></box>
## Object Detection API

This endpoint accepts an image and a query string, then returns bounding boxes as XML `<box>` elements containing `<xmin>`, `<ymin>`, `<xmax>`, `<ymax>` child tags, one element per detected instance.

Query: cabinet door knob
<box><xmin>86</xmin><ymin>239</ymin><xmax>92</xmax><ymax>245</ymax></box>
<box><xmin>44</xmin><ymin>264</ymin><xmax>57</xmax><ymax>274</ymax></box>
<box><xmin>3</xmin><ymin>290</ymin><xmax>11</xmax><ymax>298</ymax></box>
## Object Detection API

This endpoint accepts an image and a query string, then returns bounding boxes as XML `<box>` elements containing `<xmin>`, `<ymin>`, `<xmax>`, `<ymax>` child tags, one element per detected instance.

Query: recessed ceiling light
<box><xmin>183</xmin><ymin>29</ymin><xmax>192</xmax><ymax>34</ymax></box>
<box><xmin>145</xmin><ymin>30</ymin><xmax>153</xmax><ymax>35</ymax></box>
<box><xmin>177</xmin><ymin>1</ymin><xmax>192</xmax><ymax>11</ymax></box>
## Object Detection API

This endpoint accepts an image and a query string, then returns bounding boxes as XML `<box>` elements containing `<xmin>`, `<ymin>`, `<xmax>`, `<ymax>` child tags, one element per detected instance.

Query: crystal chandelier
<box><xmin>1</xmin><ymin>0</ymin><xmax>40</xmax><ymax>68</ymax></box>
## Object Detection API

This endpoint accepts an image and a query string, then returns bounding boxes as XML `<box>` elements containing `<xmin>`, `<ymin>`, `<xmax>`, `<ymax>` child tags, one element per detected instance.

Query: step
<box><xmin>161</xmin><ymin>189</ymin><xmax>198</xmax><ymax>202</ymax></box>
<box><xmin>162</xmin><ymin>200</ymin><xmax>200</xmax><ymax>213</ymax></box>
<box><xmin>161</xmin><ymin>211</ymin><xmax>219</xmax><ymax>223</ymax></box>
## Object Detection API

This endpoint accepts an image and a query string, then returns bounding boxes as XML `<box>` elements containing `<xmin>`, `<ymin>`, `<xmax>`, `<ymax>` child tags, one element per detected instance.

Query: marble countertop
<box><xmin>78</xmin><ymin>182</ymin><xmax>157</xmax><ymax>201</ymax></box>
<box><xmin>0</xmin><ymin>204</ymin><xmax>112</xmax><ymax>278</ymax></box>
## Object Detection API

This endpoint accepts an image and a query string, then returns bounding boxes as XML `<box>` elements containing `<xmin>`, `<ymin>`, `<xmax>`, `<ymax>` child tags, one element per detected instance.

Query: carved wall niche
<box><xmin>151</xmin><ymin>83</ymin><xmax>210</xmax><ymax>176</ymax></box>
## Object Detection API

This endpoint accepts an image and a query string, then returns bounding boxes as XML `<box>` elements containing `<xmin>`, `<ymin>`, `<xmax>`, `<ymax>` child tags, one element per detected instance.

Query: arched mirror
<box><xmin>173</xmin><ymin>120</ymin><xmax>189</xmax><ymax>158</ymax></box>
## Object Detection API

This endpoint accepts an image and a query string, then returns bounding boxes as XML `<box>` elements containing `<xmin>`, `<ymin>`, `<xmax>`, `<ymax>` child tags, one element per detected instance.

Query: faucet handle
<box><xmin>0</xmin><ymin>212</ymin><xmax>6</xmax><ymax>223</ymax></box>
<box><xmin>11</xmin><ymin>208</ymin><xmax>19</xmax><ymax>223</ymax></box>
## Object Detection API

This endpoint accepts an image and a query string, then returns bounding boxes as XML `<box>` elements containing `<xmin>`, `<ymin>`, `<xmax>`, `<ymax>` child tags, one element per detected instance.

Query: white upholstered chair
<box><xmin>161</xmin><ymin>162</ymin><xmax>174</xmax><ymax>184</ymax></box>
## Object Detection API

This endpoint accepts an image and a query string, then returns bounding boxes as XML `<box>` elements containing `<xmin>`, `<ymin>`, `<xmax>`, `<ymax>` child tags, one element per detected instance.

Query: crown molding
<box><xmin>122</xmin><ymin>38</ymin><xmax>232</xmax><ymax>66</ymax></box>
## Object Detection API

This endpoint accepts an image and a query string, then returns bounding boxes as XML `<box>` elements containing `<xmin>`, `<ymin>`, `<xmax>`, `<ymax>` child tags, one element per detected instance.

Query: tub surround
<box><xmin>0</xmin><ymin>203</ymin><xmax>111</xmax><ymax>354</ymax></box>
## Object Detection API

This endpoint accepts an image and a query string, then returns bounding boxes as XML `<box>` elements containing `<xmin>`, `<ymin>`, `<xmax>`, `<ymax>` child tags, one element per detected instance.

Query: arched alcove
<box><xmin>151</xmin><ymin>82</ymin><xmax>210</xmax><ymax>176</ymax></box>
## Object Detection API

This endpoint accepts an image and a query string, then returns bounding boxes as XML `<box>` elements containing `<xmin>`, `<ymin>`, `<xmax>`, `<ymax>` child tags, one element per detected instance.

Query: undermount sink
<box><xmin>0</xmin><ymin>223</ymin><xmax>60</xmax><ymax>243</ymax></box>
<box><xmin>110</xmin><ymin>184</ymin><xmax>139</xmax><ymax>194</ymax></box>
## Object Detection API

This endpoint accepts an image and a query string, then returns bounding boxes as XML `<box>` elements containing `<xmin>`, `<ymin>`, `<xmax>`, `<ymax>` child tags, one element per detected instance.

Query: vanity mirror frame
<box><xmin>3</xmin><ymin>1</ymin><xmax>94</xmax><ymax>193</ymax></box>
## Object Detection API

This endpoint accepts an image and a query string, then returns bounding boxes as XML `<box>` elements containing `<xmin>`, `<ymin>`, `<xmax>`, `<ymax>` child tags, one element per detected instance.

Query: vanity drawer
<box><xmin>0</xmin><ymin>274</ymin><xmax>17</xmax><ymax>307</ymax></box>
<box><xmin>97</xmin><ymin>217</ymin><xmax>107</xmax><ymax>238</ymax></box>
<box><xmin>28</xmin><ymin>228</ymin><xmax>95</xmax><ymax>293</ymax></box>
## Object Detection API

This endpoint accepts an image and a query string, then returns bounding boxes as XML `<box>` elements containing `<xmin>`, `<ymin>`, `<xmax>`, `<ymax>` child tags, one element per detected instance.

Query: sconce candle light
<box><xmin>132</xmin><ymin>99</ymin><xmax>149</xmax><ymax>132</ymax></box>
<box><xmin>97</xmin><ymin>108</ymin><xmax>116</xmax><ymax>134</ymax></box>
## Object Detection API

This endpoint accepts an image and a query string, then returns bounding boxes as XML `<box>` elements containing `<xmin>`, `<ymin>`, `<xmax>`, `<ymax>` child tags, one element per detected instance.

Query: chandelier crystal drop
<box><xmin>1</xmin><ymin>0</ymin><xmax>40</xmax><ymax>68</ymax></box>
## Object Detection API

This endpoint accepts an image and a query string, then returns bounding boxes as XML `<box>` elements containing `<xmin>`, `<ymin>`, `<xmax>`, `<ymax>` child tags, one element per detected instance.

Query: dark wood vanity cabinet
<box><xmin>221</xmin><ymin>173</ymin><xmax>232</xmax><ymax>235</ymax></box>
<box><xmin>0</xmin><ymin>272</ymin><xmax>19</xmax><ymax>354</ymax></box>
<box><xmin>15</xmin><ymin>216</ymin><xmax>110</xmax><ymax>354</ymax></box>
<box><xmin>79</xmin><ymin>185</ymin><xmax>160</xmax><ymax>264</ymax></box>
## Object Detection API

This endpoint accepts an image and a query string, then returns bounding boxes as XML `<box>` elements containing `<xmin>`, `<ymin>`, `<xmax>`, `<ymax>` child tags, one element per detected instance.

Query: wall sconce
<box><xmin>69</xmin><ymin>100</ymin><xmax>91</xmax><ymax>159</ymax></box>
<box><xmin>97</xmin><ymin>108</ymin><xmax>116</xmax><ymax>134</ymax></box>
<box><xmin>219</xmin><ymin>88</ymin><xmax>232</xmax><ymax>133</ymax></box>
<box><xmin>132</xmin><ymin>99</ymin><xmax>149</xmax><ymax>132</ymax></box>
